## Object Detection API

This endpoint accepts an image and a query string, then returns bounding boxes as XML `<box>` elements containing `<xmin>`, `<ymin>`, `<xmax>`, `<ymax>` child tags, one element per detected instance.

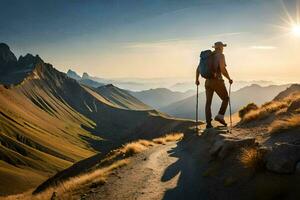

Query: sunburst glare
<box><xmin>272</xmin><ymin>0</ymin><xmax>300</xmax><ymax>39</ymax></box>
<box><xmin>292</xmin><ymin>24</ymin><xmax>300</xmax><ymax>36</ymax></box>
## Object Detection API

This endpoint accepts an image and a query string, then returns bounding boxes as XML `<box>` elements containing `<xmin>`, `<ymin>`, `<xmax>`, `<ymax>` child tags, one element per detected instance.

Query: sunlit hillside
<box><xmin>0</xmin><ymin>44</ymin><xmax>193</xmax><ymax>196</ymax></box>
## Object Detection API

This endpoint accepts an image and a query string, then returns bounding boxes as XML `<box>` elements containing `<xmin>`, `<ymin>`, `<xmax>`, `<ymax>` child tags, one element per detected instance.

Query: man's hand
<box><xmin>229</xmin><ymin>79</ymin><xmax>233</xmax><ymax>84</ymax></box>
<box><xmin>195</xmin><ymin>80</ymin><xmax>200</xmax><ymax>85</ymax></box>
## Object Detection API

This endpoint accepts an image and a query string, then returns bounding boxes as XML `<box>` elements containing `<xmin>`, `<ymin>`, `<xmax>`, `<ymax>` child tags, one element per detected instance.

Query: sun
<box><xmin>292</xmin><ymin>24</ymin><xmax>300</xmax><ymax>36</ymax></box>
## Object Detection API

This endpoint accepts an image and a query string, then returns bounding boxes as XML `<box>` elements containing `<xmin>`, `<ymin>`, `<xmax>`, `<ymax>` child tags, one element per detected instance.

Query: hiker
<box><xmin>195</xmin><ymin>41</ymin><xmax>233</xmax><ymax>129</ymax></box>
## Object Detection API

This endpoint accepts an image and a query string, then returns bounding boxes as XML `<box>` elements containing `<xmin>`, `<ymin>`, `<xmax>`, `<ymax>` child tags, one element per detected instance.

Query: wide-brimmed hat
<box><xmin>212</xmin><ymin>41</ymin><xmax>227</xmax><ymax>48</ymax></box>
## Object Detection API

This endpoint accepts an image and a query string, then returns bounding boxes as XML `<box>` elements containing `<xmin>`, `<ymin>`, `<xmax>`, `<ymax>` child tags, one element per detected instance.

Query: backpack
<box><xmin>198</xmin><ymin>50</ymin><xmax>216</xmax><ymax>79</ymax></box>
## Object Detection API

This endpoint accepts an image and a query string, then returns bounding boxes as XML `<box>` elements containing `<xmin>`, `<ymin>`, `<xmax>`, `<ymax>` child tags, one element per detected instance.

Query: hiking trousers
<box><xmin>205</xmin><ymin>79</ymin><xmax>229</xmax><ymax>124</ymax></box>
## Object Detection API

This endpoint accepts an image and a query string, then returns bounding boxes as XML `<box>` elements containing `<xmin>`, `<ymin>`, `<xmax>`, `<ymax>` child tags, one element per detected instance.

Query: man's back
<box><xmin>212</xmin><ymin>52</ymin><xmax>226</xmax><ymax>80</ymax></box>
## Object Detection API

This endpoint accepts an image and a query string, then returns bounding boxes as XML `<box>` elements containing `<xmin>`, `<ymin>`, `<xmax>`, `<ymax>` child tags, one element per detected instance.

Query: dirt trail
<box><xmin>83</xmin><ymin>119</ymin><xmax>258</xmax><ymax>200</ymax></box>
<box><xmin>84</xmin><ymin>137</ymin><xmax>209</xmax><ymax>200</ymax></box>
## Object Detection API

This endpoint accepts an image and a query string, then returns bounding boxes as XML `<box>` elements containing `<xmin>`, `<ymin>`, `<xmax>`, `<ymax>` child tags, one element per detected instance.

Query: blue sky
<box><xmin>1</xmin><ymin>0</ymin><xmax>300</xmax><ymax>81</ymax></box>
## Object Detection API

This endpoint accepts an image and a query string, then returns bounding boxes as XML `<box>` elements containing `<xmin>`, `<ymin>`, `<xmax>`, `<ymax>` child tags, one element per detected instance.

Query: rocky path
<box><xmin>84</xmin><ymin>140</ymin><xmax>203</xmax><ymax>200</ymax></box>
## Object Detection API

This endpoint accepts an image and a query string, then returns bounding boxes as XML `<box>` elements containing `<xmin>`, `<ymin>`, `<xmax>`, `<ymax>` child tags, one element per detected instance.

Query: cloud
<box><xmin>250</xmin><ymin>45</ymin><xmax>277</xmax><ymax>50</ymax></box>
<box><xmin>123</xmin><ymin>32</ymin><xmax>244</xmax><ymax>49</ymax></box>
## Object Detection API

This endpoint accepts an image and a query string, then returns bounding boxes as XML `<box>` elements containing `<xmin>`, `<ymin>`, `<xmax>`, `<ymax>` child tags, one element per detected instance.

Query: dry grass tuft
<box><xmin>137</xmin><ymin>139</ymin><xmax>155</xmax><ymax>147</ymax></box>
<box><xmin>120</xmin><ymin>142</ymin><xmax>148</xmax><ymax>156</ymax></box>
<box><xmin>269</xmin><ymin>115</ymin><xmax>300</xmax><ymax>134</ymax></box>
<box><xmin>153</xmin><ymin>137</ymin><xmax>166</xmax><ymax>144</ymax></box>
<box><xmin>239</xmin><ymin>103</ymin><xmax>258</xmax><ymax>119</ymax></box>
<box><xmin>242</xmin><ymin>101</ymin><xmax>288</xmax><ymax>123</ymax></box>
<box><xmin>153</xmin><ymin>133</ymin><xmax>183</xmax><ymax>144</ymax></box>
<box><xmin>59</xmin><ymin>159</ymin><xmax>129</xmax><ymax>192</ymax></box>
<box><xmin>239</xmin><ymin>147</ymin><xmax>264</xmax><ymax>171</ymax></box>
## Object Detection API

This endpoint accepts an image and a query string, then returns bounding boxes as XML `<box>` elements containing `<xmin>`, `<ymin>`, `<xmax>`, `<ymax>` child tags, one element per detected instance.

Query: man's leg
<box><xmin>214</xmin><ymin>80</ymin><xmax>229</xmax><ymax>125</ymax></box>
<box><xmin>205</xmin><ymin>80</ymin><xmax>214</xmax><ymax>127</ymax></box>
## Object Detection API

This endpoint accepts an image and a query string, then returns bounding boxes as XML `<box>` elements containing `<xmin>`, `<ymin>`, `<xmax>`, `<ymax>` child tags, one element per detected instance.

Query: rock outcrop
<box><xmin>0</xmin><ymin>43</ymin><xmax>44</xmax><ymax>85</ymax></box>
<box><xmin>0</xmin><ymin>43</ymin><xmax>17</xmax><ymax>74</ymax></box>
<box><xmin>204</xmin><ymin>130</ymin><xmax>257</xmax><ymax>159</ymax></box>
<box><xmin>265</xmin><ymin>143</ymin><xmax>300</xmax><ymax>174</ymax></box>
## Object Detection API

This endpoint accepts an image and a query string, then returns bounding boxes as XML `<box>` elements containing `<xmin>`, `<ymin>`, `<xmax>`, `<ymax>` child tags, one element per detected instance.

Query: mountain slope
<box><xmin>239</xmin><ymin>84</ymin><xmax>300</xmax><ymax>130</ymax></box>
<box><xmin>0</xmin><ymin>44</ymin><xmax>192</xmax><ymax>196</ymax></box>
<box><xmin>273</xmin><ymin>84</ymin><xmax>300</xmax><ymax>101</ymax></box>
<box><xmin>130</xmin><ymin>88</ymin><xmax>194</xmax><ymax>109</ymax></box>
<box><xmin>0</xmin><ymin>63</ymin><xmax>98</xmax><ymax>194</ymax></box>
<box><xmin>95</xmin><ymin>84</ymin><xmax>152</xmax><ymax>110</ymax></box>
<box><xmin>161</xmin><ymin>84</ymin><xmax>291</xmax><ymax>120</ymax></box>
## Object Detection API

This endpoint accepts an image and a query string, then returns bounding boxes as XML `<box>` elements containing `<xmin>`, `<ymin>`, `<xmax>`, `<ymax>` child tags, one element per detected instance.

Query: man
<box><xmin>195</xmin><ymin>41</ymin><xmax>233</xmax><ymax>129</ymax></box>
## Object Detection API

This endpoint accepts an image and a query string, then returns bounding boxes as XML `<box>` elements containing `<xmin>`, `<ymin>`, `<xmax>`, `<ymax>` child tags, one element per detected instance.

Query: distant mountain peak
<box><xmin>67</xmin><ymin>69</ymin><xmax>81</xmax><ymax>80</ymax></box>
<box><xmin>0</xmin><ymin>43</ymin><xmax>11</xmax><ymax>51</ymax></box>
<box><xmin>0</xmin><ymin>43</ymin><xmax>48</xmax><ymax>85</ymax></box>
<box><xmin>82</xmin><ymin>72</ymin><xmax>90</xmax><ymax>79</ymax></box>
<box><xmin>18</xmin><ymin>53</ymin><xmax>44</xmax><ymax>67</ymax></box>
<box><xmin>105</xmin><ymin>84</ymin><xmax>114</xmax><ymax>88</ymax></box>
<box><xmin>0</xmin><ymin>42</ymin><xmax>17</xmax><ymax>66</ymax></box>
<box><xmin>0</xmin><ymin>42</ymin><xmax>8</xmax><ymax>47</ymax></box>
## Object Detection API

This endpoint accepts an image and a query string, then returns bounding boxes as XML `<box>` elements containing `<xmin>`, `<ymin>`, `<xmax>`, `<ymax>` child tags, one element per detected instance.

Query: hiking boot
<box><xmin>214</xmin><ymin>114</ymin><xmax>227</xmax><ymax>126</ymax></box>
<box><xmin>206</xmin><ymin>123</ymin><xmax>213</xmax><ymax>129</ymax></box>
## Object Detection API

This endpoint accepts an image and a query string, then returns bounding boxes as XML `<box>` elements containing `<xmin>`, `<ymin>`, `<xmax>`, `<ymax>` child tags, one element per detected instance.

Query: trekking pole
<box><xmin>228</xmin><ymin>83</ymin><xmax>232</xmax><ymax>133</ymax></box>
<box><xmin>196</xmin><ymin>84</ymin><xmax>199</xmax><ymax>134</ymax></box>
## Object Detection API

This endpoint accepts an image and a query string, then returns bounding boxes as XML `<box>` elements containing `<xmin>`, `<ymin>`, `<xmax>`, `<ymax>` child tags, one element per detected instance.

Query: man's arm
<box><xmin>220</xmin><ymin>54</ymin><xmax>233</xmax><ymax>84</ymax></box>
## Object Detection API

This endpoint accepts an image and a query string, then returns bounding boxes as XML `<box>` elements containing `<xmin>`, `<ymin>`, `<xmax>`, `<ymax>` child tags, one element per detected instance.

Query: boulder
<box><xmin>265</xmin><ymin>143</ymin><xmax>300</xmax><ymax>174</ymax></box>
<box><xmin>209</xmin><ymin>135</ymin><xmax>256</xmax><ymax>159</ymax></box>
<box><xmin>218</xmin><ymin>138</ymin><xmax>256</xmax><ymax>159</ymax></box>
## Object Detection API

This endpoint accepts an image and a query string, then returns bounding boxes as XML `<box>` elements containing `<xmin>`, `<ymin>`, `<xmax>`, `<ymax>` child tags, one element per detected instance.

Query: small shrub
<box><xmin>269</xmin><ymin>115</ymin><xmax>300</xmax><ymax>134</ymax></box>
<box><xmin>239</xmin><ymin>103</ymin><xmax>258</xmax><ymax>119</ymax></box>
<box><xmin>121</xmin><ymin>142</ymin><xmax>148</xmax><ymax>156</ymax></box>
<box><xmin>239</xmin><ymin>147</ymin><xmax>264</xmax><ymax>171</ymax></box>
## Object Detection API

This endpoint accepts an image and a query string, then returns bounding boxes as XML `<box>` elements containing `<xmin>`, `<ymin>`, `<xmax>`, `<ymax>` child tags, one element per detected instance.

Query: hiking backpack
<box><xmin>198</xmin><ymin>50</ymin><xmax>215</xmax><ymax>79</ymax></box>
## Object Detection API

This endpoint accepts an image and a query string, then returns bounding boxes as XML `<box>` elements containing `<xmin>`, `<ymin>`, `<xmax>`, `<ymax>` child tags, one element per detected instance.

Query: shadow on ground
<box><xmin>160</xmin><ymin>128</ymin><xmax>216</xmax><ymax>200</ymax></box>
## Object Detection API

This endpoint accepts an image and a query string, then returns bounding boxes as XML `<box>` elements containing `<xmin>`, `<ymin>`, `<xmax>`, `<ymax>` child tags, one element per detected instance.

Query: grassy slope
<box><xmin>239</xmin><ymin>85</ymin><xmax>300</xmax><ymax>128</ymax></box>
<box><xmin>94</xmin><ymin>84</ymin><xmax>152</xmax><ymax>110</ymax></box>
<box><xmin>0</xmin><ymin>61</ymin><xmax>192</xmax><ymax>196</ymax></box>
<box><xmin>0</xmin><ymin>64</ymin><xmax>98</xmax><ymax>195</ymax></box>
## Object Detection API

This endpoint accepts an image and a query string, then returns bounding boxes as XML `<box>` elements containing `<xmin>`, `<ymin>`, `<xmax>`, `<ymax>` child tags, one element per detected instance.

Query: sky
<box><xmin>1</xmin><ymin>0</ymin><xmax>300</xmax><ymax>82</ymax></box>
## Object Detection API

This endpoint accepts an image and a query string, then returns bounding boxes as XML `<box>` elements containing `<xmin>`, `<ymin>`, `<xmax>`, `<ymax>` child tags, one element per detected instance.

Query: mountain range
<box><xmin>0</xmin><ymin>43</ymin><xmax>192</xmax><ymax>196</ymax></box>
<box><xmin>66</xmin><ymin>68</ymin><xmax>292</xmax><ymax>120</ymax></box>
<box><xmin>67</xmin><ymin>70</ymin><xmax>194</xmax><ymax>109</ymax></box>
<box><xmin>160</xmin><ymin>83</ymin><xmax>292</xmax><ymax>120</ymax></box>
<box><xmin>129</xmin><ymin>88</ymin><xmax>194</xmax><ymax>109</ymax></box>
